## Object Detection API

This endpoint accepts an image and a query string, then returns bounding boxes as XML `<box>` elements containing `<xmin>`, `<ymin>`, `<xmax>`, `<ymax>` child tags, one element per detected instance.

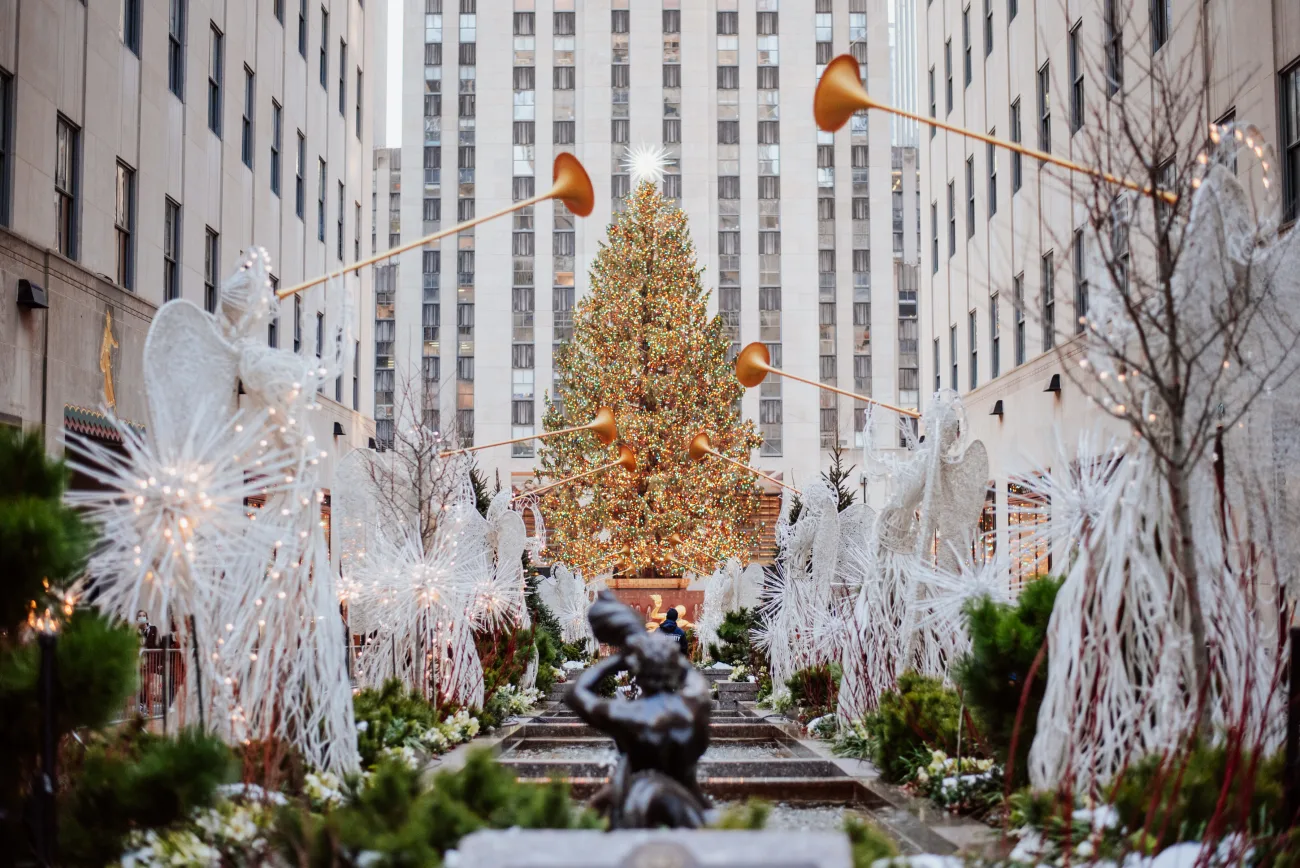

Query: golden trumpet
<box><xmin>814</xmin><ymin>54</ymin><xmax>1177</xmax><ymax>204</ymax></box>
<box><xmin>521</xmin><ymin>444</ymin><xmax>638</xmax><ymax>499</ymax></box>
<box><xmin>441</xmin><ymin>407</ymin><xmax>616</xmax><ymax>457</ymax></box>
<box><xmin>279</xmin><ymin>153</ymin><xmax>595</xmax><ymax>298</ymax></box>
<box><xmin>688</xmin><ymin>431</ymin><xmax>800</xmax><ymax>494</ymax></box>
<box><xmin>735</xmin><ymin>342</ymin><xmax>921</xmax><ymax>419</ymax></box>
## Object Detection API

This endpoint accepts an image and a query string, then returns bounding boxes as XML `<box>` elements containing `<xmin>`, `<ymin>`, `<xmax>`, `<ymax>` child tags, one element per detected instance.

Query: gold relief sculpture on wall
<box><xmin>100</xmin><ymin>308</ymin><xmax>119</xmax><ymax>409</ymax></box>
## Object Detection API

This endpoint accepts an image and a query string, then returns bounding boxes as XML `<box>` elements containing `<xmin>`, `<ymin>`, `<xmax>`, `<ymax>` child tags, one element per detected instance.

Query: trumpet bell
<box><xmin>551</xmin><ymin>153</ymin><xmax>595</xmax><ymax>217</ymax></box>
<box><xmin>587</xmin><ymin>406</ymin><xmax>618</xmax><ymax>445</ymax></box>
<box><xmin>814</xmin><ymin>54</ymin><xmax>875</xmax><ymax>132</ymax></box>
<box><xmin>735</xmin><ymin>342</ymin><xmax>773</xmax><ymax>388</ymax></box>
<box><xmin>616</xmin><ymin>444</ymin><xmax>638</xmax><ymax>472</ymax></box>
<box><xmin>688</xmin><ymin>432</ymin><xmax>714</xmax><ymax>463</ymax></box>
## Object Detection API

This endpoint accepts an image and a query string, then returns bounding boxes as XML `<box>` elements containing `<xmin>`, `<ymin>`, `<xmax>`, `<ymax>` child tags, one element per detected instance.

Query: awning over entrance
<box><xmin>63</xmin><ymin>405</ymin><xmax>146</xmax><ymax>444</ymax></box>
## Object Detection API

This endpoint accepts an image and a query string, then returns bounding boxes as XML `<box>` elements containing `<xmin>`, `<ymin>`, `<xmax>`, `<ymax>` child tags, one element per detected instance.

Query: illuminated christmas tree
<box><xmin>538</xmin><ymin>177</ymin><xmax>762</xmax><ymax>578</ymax></box>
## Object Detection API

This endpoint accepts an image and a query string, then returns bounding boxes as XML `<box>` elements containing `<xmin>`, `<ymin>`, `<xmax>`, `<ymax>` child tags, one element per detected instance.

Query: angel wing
<box><xmin>143</xmin><ymin>300</ymin><xmax>239</xmax><ymax>454</ymax></box>
<box><xmin>933</xmin><ymin>439</ymin><xmax>990</xmax><ymax>571</ymax></box>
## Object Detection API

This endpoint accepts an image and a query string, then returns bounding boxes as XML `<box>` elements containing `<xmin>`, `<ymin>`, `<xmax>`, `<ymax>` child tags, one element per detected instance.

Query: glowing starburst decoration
<box><xmin>622</xmin><ymin>144</ymin><xmax>671</xmax><ymax>187</ymax></box>
<box><xmin>65</xmin><ymin>409</ymin><xmax>298</xmax><ymax>625</ymax></box>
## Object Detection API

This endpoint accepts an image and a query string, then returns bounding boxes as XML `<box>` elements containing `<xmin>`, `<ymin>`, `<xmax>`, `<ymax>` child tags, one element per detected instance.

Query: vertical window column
<box><xmin>373</xmin><ymin>263</ymin><xmax>396</xmax><ymax>447</ymax></box>
<box><xmin>610</xmin><ymin>0</ymin><xmax>630</xmax><ymax>207</ymax></box>
<box><xmin>551</xmin><ymin>0</ymin><xmax>576</xmax><ymax>418</ymax></box>
<box><xmin>662</xmin><ymin>0</ymin><xmax>682</xmax><ymax>200</ymax></box>
<box><xmin>511</xmin><ymin>1</ymin><xmax>536</xmax><ymax>455</ymax></box>
<box><xmin>758</xmin><ymin>1</ymin><xmax>783</xmax><ymax>457</ymax></box>
<box><xmin>456</xmin><ymin>0</ymin><xmax>477</xmax><ymax>444</ymax></box>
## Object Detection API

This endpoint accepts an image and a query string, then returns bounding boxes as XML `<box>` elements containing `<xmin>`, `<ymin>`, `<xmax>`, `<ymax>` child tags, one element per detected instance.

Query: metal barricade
<box><xmin>115</xmin><ymin>647</ymin><xmax>185</xmax><ymax>724</ymax></box>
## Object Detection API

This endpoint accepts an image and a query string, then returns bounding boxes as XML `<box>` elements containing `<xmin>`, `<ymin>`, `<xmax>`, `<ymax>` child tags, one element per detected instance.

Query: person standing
<box><xmin>657</xmin><ymin>608</ymin><xmax>690</xmax><ymax>657</ymax></box>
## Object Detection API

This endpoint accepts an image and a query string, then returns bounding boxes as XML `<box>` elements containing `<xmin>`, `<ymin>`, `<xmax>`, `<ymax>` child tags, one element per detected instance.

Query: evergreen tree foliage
<box><xmin>869</xmin><ymin>672</ymin><xmax>964</xmax><ymax>783</ymax></box>
<box><xmin>952</xmin><ymin>576</ymin><xmax>1061</xmax><ymax>785</ymax></box>
<box><xmin>0</xmin><ymin>428</ymin><xmax>141</xmax><ymax>860</ymax></box>
<box><xmin>59</xmin><ymin>725</ymin><xmax>234</xmax><ymax>866</ymax></box>
<box><xmin>539</xmin><ymin>180</ymin><xmax>762</xmax><ymax>576</ymax></box>
<box><xmin>786</xmin><ymin>441</ymin><xmax>858</xmax><ymax>523</ymax></box>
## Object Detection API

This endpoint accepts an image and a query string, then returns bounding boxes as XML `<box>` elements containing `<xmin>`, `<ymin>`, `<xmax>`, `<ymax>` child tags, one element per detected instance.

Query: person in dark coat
<box><xmin>656</xmin><ymin>608</ymin><xmax>691</xmax><ymax>657</ymax></box>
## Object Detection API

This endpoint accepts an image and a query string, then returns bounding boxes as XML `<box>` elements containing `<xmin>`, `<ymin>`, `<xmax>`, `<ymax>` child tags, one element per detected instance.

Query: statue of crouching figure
<box><xmin>564</xmin><ymin>591</ymin><xmax>712</xmax><ymax>829</ymax></box>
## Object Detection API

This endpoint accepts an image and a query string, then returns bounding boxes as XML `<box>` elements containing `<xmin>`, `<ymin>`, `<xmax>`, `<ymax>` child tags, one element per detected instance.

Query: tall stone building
<box><xmin>917</xmin><ymin>0</ymin><xmax>1300</xmax><ymax>573</ymax></box>
<box><xmin>376</xmin><ymin>0</ymin><xmax>923</xmax><ymax>494</ymax></box>
<box><xmin>0</xmin><ymin>0</ymin><xmax>375</xmax><ymax>489</ymax></box>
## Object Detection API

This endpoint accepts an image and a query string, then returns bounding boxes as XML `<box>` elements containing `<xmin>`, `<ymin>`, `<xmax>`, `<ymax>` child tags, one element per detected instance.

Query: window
<box><xmin>270</xmin><ymin>102</ymin><xmax>282</xmax><ymax>195</ymax></box>
<box><xmin>944</xmin><ymin>40</ymin><xmax>953</xmax><ymax>113</ymax></box>
<box><xmin>295</xmin><ymin>132</ymin><xmax>306</xmax><ymax>218</ymax></box>
<box><xmin>115</xmin><ymin>162</ymin><xmax>135</xmax><ymax>289</ymax></box>
<box><xmin>1217</xmin><ymin>108</ymin><xmax>1239</xmax><ymax>174</ymax></box>
<box><xmin>933</xmin><ymin>338</ymin><xmax>941</xmax><ymax>392</ymax></box>
<box><xmin>316</xmin><ymin>312</ymin><xmax>325</xmax><ymax>358</ymax></box>
<box><xmin>1037</xmin><ymin>64</ymin><xmax>1051</xmax><ymax>153</ymax></box>
<box><xmin>268</xmin><ymin>285</ymin><xmax>279</xmax><ymax>346</ymax></box>
<box><xmin>317</xmin><ymin>158</ymin><xmax>327</xmax><ymax>241</ymax></box>
<box><xmin>274</xmin><ymin>0</ymin><xmax>284</xmax><ymax>24</ymax></box>
<box><xmin>969</xmin><ymin>311</ymin><xmax>978</xmax><ymax>390</ymax></box>
<box><xmin>241</xmin><ymin>66</ymin><xmax>254</xmax><ymax>167</ymax></box>
<box><xmin>298</xmin><ymin>0</ymin><xmax>307</xmax><ymax>57</ymax></box>
<box><xmin>339</xmin><ymin>41</ymin><xmax>347</xmax><ymax>115</ymax></box>
<box><xmin>54</xmin><ymin>116</ymin><xmax>79</xmax><ymax>259</ymax></box>
<box><xmin>204</xmin><ymin>228</ymin><xmax>219</xmax><ymax>312</ymax></box>
<box><xmin>293</xmin><ymin>295</ymin><xmax>302</xmax><ymax>352</ymax></box>
<box><xmin>353</xmin><ymin>341</ymin><xmax>360</xmax><ymax>409</ymax></box>
<box><xmin>947</xmin><ymin>181</ymin><xmax>956</xmax><ymax>256</ymax></box>
<box><xmin>0</xmin><ymin>71</ymin><xmax>10</xmax><ymax>226</ymax></box>
<box><xmin>984</xmin><ymin>0</ymin><xmax>993</xmax><ymax>57</ymax></box>
<box><xmin>950</xmin><ymin>325</ymin><xmax>958</xmax><ymax>390</ymax></box>
<box><xmin>337</xmin><ymin>181</ymin><xmax>344</xmax><ymax>261</ymax></box>
<box><xmin>965</xmin><ymin>157</ymin><xmax>975</xmax><ymax>237</ymax></box>
<box><xmin>124</xmin><ymin>0</ymin><xmax>143</xmax><ymax>54</ymax></box>
<box><xmin>1283</xmin><ymin>64</ymin><xmax>1300</xmax><ymax>223</ymax></box>
<box><xmin>355</xmin><ymin>201</ymin><xmax>361</xmax><ymax>260</ymax></box>
<box><xmin>989</xmin><ymin>293</ymin><xmax>1000</xmax><ymax>378</ymax></box>
<box><xmin>1010</xmin><ymin>99</ymin><xmax>1023</xmax><ymax>191</ymax></box>
<box><xmin>987</xmin><ymin>138</ymin><xmax>997</xmax><ymax>216</ymax></box>
<box><xmin>1151</xmin><ymin>0</ymin><xmax>1169</xmax><ymax>53</ymax></box>
<box><xmin>1073</xmin><ymin>229</ymin><xmax>1088</xmax><ymax>333</ymax></box>
<box><xmin>1105</xmin><ymin>0</ymin><xmax>1123</xmax><ymax>96</ymax></box>
<box><xmin>962</xmin><ymin>7</ymin><xmax>971</xmax><ymax>87</ymax></box>
<box><xmin>320</xmin><ymin>8</ymin><xmax>329</xmax><ymax>88</ymax></box>
<box><xmin>164</xmin><ymin>198</ymin><xmax>181</xmax><ymax>301</ymax></box>
<box><xmin>1013</xmin><ymin>272</ymin><xmax>1026</xmax><ymax>365</ymax></box>
<box><xmin>1069</xmin><ymin>24</ymin><xmax>1084</xmax><ymax>133</ymax></box>
<box><xmin>1041</xmin><ymin>252</ymin><xmax>1055</xmax><ymax>350</ymax></box>
<box><xmin>931</xmin><ymin>201</ymin><xmax>939</xmax><ymax>272</ymax></box>
<box><xmin>169</xmin><ymin>0</ymin><xmax>186</xmax><ymax>99</ymax></box>
<box><xmin>1112</xmin><ymin>196</ymin><xmax>1130</xmax><ymax>293</ymax></box>
<box><xmin>1008</xmin><ymin>0</ymin><xmax>1017</xmax><ymax>20</ymax></box>
<box><xmin>207</xmin><ymin>25</ymin><xmax>223</xmax><ymax>135</ymax></box>
<box><xmin>928</xmin><ymin>66</ymin><xmax>937</xmax><ymax>138</ymax></box>
<box><xmin>356</xmin><ymin>69</ymin><xmax>363</xmax><ymax>138</ymax></box>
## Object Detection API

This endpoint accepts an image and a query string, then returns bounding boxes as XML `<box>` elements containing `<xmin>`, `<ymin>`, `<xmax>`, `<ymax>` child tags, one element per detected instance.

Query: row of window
<box><xmin>935</xmin><ymin>236</ymin><xmax>1096</xmax><ymax>395</ymax></box>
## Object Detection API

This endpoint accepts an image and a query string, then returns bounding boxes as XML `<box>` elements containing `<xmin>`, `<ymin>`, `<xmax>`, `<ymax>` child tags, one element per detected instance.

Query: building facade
<box><xmin>378</xmin><ymin>0</ymin><xmax>923</xmax><ymax>492</ymax></box>
<box><xmin>0</xmin><ymin>0</ymin><xmax>375</xmax><ymax>486</ymax></box>
<box><xmin>917</xmin><ymin>0</ymin><xmax>1300</xmax><ymax>572</ymax></box>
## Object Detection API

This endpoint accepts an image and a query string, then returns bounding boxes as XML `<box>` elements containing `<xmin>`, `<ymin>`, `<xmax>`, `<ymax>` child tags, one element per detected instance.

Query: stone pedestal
<box><xmin>455</xmin><ymin>830</ymin><xmax>852</xmax><ymax>868</ymax></box>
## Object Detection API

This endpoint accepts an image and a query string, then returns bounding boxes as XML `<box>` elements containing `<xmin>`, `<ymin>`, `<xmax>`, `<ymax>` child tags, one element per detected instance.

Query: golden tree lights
<box><xmin>538</xmin><ymin>181</ymin><xmax>763</xmax><ymax>577</ymax></box>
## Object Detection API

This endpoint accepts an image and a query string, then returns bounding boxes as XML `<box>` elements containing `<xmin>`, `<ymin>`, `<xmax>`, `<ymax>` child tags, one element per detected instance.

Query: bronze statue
<box><xmin>565</xmin><ymin>591</ymin><xmax>712</xmax><ymax>828</ymax></box>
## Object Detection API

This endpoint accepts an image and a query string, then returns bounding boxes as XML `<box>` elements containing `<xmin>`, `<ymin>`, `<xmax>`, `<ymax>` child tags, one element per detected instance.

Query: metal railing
<box><xmin>114</xmin><ymin>647</ymin><xmax>185</xmax><ymax>724</ymax></box>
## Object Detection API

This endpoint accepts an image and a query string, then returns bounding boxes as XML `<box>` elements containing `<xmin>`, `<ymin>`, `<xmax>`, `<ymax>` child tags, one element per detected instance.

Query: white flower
<box><xmin>356</xmin><ymin>720</ymin><xmax>369</xmax><ymax>732</ymax></box>
<box><xmin>304</xmin><ymin>770</ymin><xmax>346</xmax><ymax>809</ymax></box>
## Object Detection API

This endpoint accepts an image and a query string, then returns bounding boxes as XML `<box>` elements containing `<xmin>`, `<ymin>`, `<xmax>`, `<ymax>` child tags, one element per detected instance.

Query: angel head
<box><xmin>924</xmin><ymin>390</ymin><xmax>966</xmax><ymax>457</ymax></box>
<box><xmin>217</xmin><ymin>248</ymin><xmax>278</xmax><ymax>340</ymax></box>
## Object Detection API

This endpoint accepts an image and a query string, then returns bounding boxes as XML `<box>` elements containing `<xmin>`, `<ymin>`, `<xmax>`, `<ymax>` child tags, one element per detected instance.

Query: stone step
<box><xmin>500</xmin><ymin>756</ymin><xmax>850</xmax><ymax>780</ymax></box>
<box><xmin>517</xmin><ymin>721</ymin><xmax>782</xmax><ymax>740</ymax></box>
